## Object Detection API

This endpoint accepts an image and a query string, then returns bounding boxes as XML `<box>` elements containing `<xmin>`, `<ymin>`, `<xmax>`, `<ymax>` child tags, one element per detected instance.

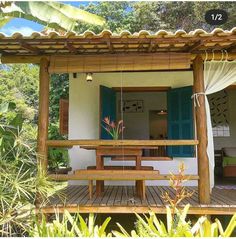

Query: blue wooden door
<box><xmin>100</xmin><ymin>85</ymin><xmax>117</xmax><ymax>139</ymax></box>
<box><xmin>167</xmin><ymin>86</ymin><xmax>194</xmax><ymax>157</ymax></box>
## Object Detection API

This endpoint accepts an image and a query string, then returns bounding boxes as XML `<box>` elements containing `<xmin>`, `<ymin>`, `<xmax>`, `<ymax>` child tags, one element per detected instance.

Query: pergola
<box><xmin>1</xmin><ymin>27</ymin><xmax>236</xmax><ymax>206</ymax></box>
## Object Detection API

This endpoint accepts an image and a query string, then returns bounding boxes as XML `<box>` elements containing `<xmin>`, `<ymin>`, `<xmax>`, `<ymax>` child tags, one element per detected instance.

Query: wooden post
<box><xmin>37</xmin><ymin>57</ymin><xmax>50</xmax><ymax>171</ymax></box>
<box><xmin>193</xmin><ymin>55</ymin><xmax>210</xmax><ymax>204</ymax></box>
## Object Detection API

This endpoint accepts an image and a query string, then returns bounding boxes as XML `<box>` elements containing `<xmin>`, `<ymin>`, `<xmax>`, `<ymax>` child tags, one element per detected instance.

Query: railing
<box><xmin>46</xmin><ymin>139</ymin><xmax>199</xmax><ymax>148</ymax></box>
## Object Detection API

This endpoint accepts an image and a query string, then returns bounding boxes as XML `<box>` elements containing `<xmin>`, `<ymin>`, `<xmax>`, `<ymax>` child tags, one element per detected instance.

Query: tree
<box><xmin>132</xmin><ymin>1</ymin><xmax>236</xmax><ymax>32</ymax></box>
<box><xmin>75</xmin><ymin>2</ymin><xmax>136</xmax><ymax>33</ymax></box>
<box><xmin>0</xmin><ymin>1</ymin><xmax>105</xmax><ymax>31</ymax></box>
<box><xmin>0</xmin><ymin>64</ymin><xmax>39</xmax><ymax>123</ymax></box>
<box><xmin>75</xmin><ymin>1</ymin><xmax>236</xmax><ymax>34</ymax></box>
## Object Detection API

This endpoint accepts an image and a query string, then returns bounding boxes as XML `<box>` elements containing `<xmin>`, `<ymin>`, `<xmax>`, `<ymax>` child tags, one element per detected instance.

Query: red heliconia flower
<box><xmin>110</xmin><ymin>121</ymin><xmax>115</xmax><ymax>128</ymax></box>
<box><xmin>103</xmin><ymin>116</ymin><xmax>110</xmax><ymax>125</ymax></box>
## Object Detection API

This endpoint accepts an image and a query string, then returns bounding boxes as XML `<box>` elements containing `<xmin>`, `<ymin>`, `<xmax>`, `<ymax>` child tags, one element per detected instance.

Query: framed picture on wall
<box><xmin>119</xmin><ymin>100</ymin><xmax>144</xmax><ymax>113</ymax></box>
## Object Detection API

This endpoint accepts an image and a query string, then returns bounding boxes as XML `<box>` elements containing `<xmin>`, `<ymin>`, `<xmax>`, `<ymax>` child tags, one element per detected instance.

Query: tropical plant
<box><xmin>0</xmin><ymin>102</ymin><xmax>56</xmax><ymax>236</ymax></box>
<box><xmin>161</xmin><ymin>162</ymin><xmax>194</xmax><ymax>215</ymax></box>
<box><xmin>102</xmin><ymin>116</ymin><xmax>125</xmax><ymax>140</ymax></box>
<box><xmin>48</xmin><ymin>147</ymin><xmax>70</xmax><ymax>171</ymax></box>
<box><xmin>112</xmin><ymin>206</ymin><xmax>236</xmax><ymax>237</ymax></box>
<box><xmin>0</xmin><ymin>1</ymin><xmax>105</xmax><ymax>31</ymax></box>
<box><xmin>29</xmin><ymin>210</ymin><xmax>112</xmax><ymax>237</ymax></box>
<box><xmin>112</xmin><ymin>162</ymin><xmax>236</xmax><ymax>237</ymax></box>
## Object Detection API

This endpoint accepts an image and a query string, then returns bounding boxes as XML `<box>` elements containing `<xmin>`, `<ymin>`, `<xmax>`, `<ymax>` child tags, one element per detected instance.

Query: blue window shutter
<box><xmin>167</xmin><ymin>86</ymin><xmax>194</xmax><ymax>157</ymax></box>
<box><xmin>100</xmin><ymin>85</ymin><xmax>116</xmax><ymax>139</ymax></box>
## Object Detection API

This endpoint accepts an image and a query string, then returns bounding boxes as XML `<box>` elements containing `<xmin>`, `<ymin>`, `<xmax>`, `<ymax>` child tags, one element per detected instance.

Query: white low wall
<box><xmin>68</xmin><ymin>71</ymin><xmax>198</xmax><ymax>186</ymax></box>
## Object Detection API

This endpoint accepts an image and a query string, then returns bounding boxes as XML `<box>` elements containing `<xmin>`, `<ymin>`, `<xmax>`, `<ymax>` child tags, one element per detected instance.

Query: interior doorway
<box><xmin>149</xmin><ymin>110</ymin><xmax>167</xmax><ymax>157</ymax></box>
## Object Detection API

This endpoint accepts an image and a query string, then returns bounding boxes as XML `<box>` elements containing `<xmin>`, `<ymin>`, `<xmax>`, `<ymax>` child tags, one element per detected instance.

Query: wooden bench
<box><xmin>50</xmin><ymin>169</ymin><xmax>160</xmax><ymax>200</ymax></box>
<box><xmin>49</xmin><ymin>171</ymin><xmax>199</xmax><ymax>200</ymax></box>
<box><xmin>87</xmin><ymin>165</ymin><xmax>154</xmax><ymax>170</ymax></box>
<box><xmin>87</xmin><ymin>166</ymin><xmax>154</xmax><ymax>197</ymax></box>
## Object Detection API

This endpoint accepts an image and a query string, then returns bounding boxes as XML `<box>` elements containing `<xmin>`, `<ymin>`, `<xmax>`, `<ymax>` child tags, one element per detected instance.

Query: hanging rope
<box><xmin>191</xmin><ymin>92</ymin><xmax>206</xmax><ymax>107</ymax></box>
<box><xmin>119</xmin><ymin>69</ymin><xmax>136</xmax><ymax>204</ymax></box>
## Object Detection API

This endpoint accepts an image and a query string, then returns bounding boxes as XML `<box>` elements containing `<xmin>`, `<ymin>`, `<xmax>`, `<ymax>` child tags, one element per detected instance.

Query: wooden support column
<box><xmin>193</xmin><ymin>55</ymin><xmax>210</xmax><ymax>204</ymax></box>
<box><xmin>37</xmin><ymin>57</ymin><xmax>50</xmax><ymax>171</ymax></box>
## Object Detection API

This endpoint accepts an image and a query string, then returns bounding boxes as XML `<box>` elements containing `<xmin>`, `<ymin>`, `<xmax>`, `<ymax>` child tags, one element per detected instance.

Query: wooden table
<box><xmin>81</xmin><ymin>146</ymin><xmax>156</xmax><ymax>196</ymax></box>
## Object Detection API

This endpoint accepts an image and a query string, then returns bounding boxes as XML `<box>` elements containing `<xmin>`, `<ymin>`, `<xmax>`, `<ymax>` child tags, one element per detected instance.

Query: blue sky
<box><xmin>0</xmin><ymin>1</ymin><xmax>96</xmax><ymax>36</ymax></box>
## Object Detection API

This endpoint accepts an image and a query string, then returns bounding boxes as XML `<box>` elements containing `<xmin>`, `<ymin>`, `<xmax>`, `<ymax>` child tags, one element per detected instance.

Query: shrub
<box><xmin>29</xmin><ymin>211</ymin><xmax>112</xmax><ymax>237</ymax></box>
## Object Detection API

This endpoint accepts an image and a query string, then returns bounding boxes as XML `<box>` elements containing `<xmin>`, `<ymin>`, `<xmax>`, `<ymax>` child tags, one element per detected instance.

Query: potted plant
<box><xmin>102</xmin><ymin>116</ymin><xmax>125</xmax><ymax>140</ymax></box>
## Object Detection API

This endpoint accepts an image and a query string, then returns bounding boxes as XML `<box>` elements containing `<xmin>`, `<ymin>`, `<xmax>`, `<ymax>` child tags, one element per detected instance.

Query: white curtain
<box><xmin>204</xmin><ymin>59</ymin><xmax>236</xmax><ymax>189</ymax></box>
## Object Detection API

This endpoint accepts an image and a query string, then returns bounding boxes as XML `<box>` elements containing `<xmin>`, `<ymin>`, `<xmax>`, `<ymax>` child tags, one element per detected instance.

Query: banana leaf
<box><xmin>0</xmin><ymin>1</ymin><xmax>105</xmax><ymax>31</ymax></box>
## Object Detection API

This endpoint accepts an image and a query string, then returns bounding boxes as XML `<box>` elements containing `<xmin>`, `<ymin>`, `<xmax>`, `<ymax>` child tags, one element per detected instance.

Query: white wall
<box><xmin>69</xmin><ymin>71</ymin><xmax>198</xmax><ymax>186</ymax></box>
<box><xmin>213</xmin><ymin>90</ymin><xmax>236</xmax><ymax>150</ymax></box>
<box><xmin>116</xmin><ymin>92</ymin><xmax>167</xmax><ymax>140</ymax></box>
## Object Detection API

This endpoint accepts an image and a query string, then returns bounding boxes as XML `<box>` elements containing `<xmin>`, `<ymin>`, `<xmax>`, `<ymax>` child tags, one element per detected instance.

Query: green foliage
<box><xmin>48</xmin><ymin>147</ymin><xmax>69</xmax><ymax>170</ymax></box>
<box><xmin>0</xmin><ymin>103</ymin><xmax>57</xmax><ymax>236</ymax></box>
<box><xmin>112</xmin><ymin>205</ymin><xmax>236</xmax><ymax>237</ymax></box>
<box><xmin>50</xmin><ymin>73</ymin><xmax>69</xmax><ymax>124</ymax></box>
<box><xmin>75</xmin><ymin>1</ymin><xmax>236</xmax><ymax>33</ymax></box>
<box><xmin>0</xmin><ymin>1</ymin><xmax>105</xmax><ymax>31</ymax></box>
<box><xmin>48</xmin><ymin>123</ymin><xmax>69</xmax><ymax>170</ymax></box>
<box><xmin>29</xmin><ymin>210</ymin><xmax>112</xmax><ymax>237</ymax></box>
<box><xmin>0</xmin><ymin>64</ymin><xmax>39</xmax><ymax>123</ymax></box>
<box><xmin>76</xmin><ymin>2</ymin><xmax>136</xmax><ymax>33</ymax></box>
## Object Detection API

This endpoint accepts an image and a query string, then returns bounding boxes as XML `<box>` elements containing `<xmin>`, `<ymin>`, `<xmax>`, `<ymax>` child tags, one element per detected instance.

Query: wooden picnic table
<box><xmin>80</xmin><ymin>145</ymin><xmax>159</xmax><ymax>197</ymax></box>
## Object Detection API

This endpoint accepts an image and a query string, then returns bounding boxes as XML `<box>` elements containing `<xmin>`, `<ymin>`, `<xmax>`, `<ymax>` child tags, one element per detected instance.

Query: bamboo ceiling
<box><xmin>0</xmin><ymin>28</ymin><xmax>236</xmax><ymax>57</ymax></box>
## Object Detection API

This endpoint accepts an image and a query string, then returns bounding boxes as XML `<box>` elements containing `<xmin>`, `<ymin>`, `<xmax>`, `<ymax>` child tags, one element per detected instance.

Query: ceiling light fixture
<box><xmin>157</xmin><ymin>110</ymin><xmax>167</xmax><ymax>115</ymax></box>
<box><xmin>86</xmin><ymin>72</ymin><xmax>93</xmax><ymax>82</ymax></box>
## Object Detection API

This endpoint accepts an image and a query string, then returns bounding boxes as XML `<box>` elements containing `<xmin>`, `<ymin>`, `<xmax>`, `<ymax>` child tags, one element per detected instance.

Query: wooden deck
<box><xmin>43</xmin><ymin>185</ymin><xmax>236</xmax><ymax>215</ymax></box>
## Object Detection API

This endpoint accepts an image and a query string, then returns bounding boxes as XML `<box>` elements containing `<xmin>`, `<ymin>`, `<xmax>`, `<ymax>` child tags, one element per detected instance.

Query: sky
<box><xmin>0</xmin><ymin>1</ymin><xmax>96</xmax><ymax>36</ymax></box>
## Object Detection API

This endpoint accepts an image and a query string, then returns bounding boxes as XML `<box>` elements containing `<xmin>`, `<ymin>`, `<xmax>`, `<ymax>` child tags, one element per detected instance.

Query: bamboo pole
<box><xmin>193</xmin><ymin>55</ymin><xmax>210</xmax><ymax>204</ymax></box>
<box><xmin>46</xmin><ymin>139</ymin><xmax>199</xmax><ymax>147</ymax></box>
<box><xmin>2</xmin><ymin>53</ymin><xmax>236</xmax><ymax>65</ymax></box>
<box><xmin>37</xmin><ymin>57</ymin><xmax>50</xmax><ymax>171</ymax></box>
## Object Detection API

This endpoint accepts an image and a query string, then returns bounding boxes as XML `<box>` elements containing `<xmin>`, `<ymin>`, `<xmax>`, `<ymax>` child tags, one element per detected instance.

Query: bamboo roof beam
<box><xmin>64</xmin><ymin>42</ymin><xmax>78</xmax><ymax>53</ymax></box>
<box><xmin>187</xmin><ymin>40</ymin><xmax>203</xmax><ymax>52</ymax></box>
<box><xmin>106</xmin><ymin>40</ymin><xmax>114</xmax><ymax>53</ymax></box>
<box><xmin>19</xmin><ymin>41</ymin><xmax>40</xmax><ymax>54</ymax></box>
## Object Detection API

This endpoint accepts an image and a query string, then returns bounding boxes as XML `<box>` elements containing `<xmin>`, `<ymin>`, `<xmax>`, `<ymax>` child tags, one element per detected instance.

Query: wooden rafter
<box><xmin>148</xmin><ymin>40</ymin><xmax>156</xmax><ymax>52</ymax></box>
<box><xmin>106</xmin><ymin>40</ymin><xmax>114</xmax><ymax>53</ymax></box>
<box><xmin>64</xmin><ymin>42</ymin><xmax>77</xmax><ymax>53</ymax></box>
<box><xmin>1</xmin><ymin>34</ymin><xmax>235</xmax><ymax>44</ymax></box>
<box><xmin>226</xmin><ymin>42</ymin><xmax>236</xmax><ymax>52</ymax></box>
<box><xmin>19</xmin><ymin>41</ymin><xmax>40</xmax><ymax>54</ymax></box>
<box><xmin>187</xmin><ymin>40</ymin><xmax>203</xmax><ymax>52</ymax></box>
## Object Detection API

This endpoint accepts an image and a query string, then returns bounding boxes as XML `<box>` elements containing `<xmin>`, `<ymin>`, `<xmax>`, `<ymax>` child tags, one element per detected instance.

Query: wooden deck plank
<box><xmin>121</xmin><ymin>186</ymin><xmax>129</xmax><ymax>206</ymax></box>
<box><xmin>65</xmin><ymin>185</ymin><xmax>87</xmax><ymax>206</ymax></box>
<box><xmin>167</xmin><ymin>186</ymin><xmax>198</xmax><ymax>207</ymax></box>
<box><xmin>100</xmin><ymin>186</ymin><xmax>113</xmax><ymax>206</ymax></box>
<box><xmin>92</xmin><ymin>185</ymin><xmax>110</xmax><ymax>206</ymax></box>
<box><xmin>146</xmin><ymin>187</ymin><xmax>157</xmax><ymax>206</ymax></box>
<box><xmin>127</xmin><ymin>185</ymin><xmax>136</xmax><ymax>206</ymax></box>
<box><xmin>107</xmin><ymin>186</ymin><xmax>118</xmax><ymax>206</ymax></box>
<box><xmin>45</xmin><ymin>185</ymin><xmax>236</xmax><ymax>215</ymax></box>
<box><xmin>132</xmin><ymin>186</ymin><xmax>142</xmax><ymax>206</ymax></box>
<box><xmin>48</xmin><ymin>185</ymin><xmax>72</xmax><ymax>205</ymax></box>
<box><xmin>212</xmin><ymin>189</ymin><xmax>236</xmax><ymax>205</ymax></box>
<box><xmin>210</xmin><ymin>192</ymin><xmax>234</xmax><ymax>208</ymax></box>
<box><xmin>114</xmin><ymin>186</ymin><xmax>123</xmax><ymax>206</ymax></box>
<box><xmin>152</xmin><ymin>186</ymin><xmax>167</xmax><ymax>205</ymax></box>
<box><xmin>149</xmin><ymin>186</ymin><xmax>163</xmax><ymax>206</ymax></box>
<box><xmin>77</xmin><ymin>186</ymin><xmax>92</xmax><ymax>205</ymax></box>
<box><xmin>48</xmin><ymin>185</ymin><xmax>74</xmax><ymax>206</ymax></box>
